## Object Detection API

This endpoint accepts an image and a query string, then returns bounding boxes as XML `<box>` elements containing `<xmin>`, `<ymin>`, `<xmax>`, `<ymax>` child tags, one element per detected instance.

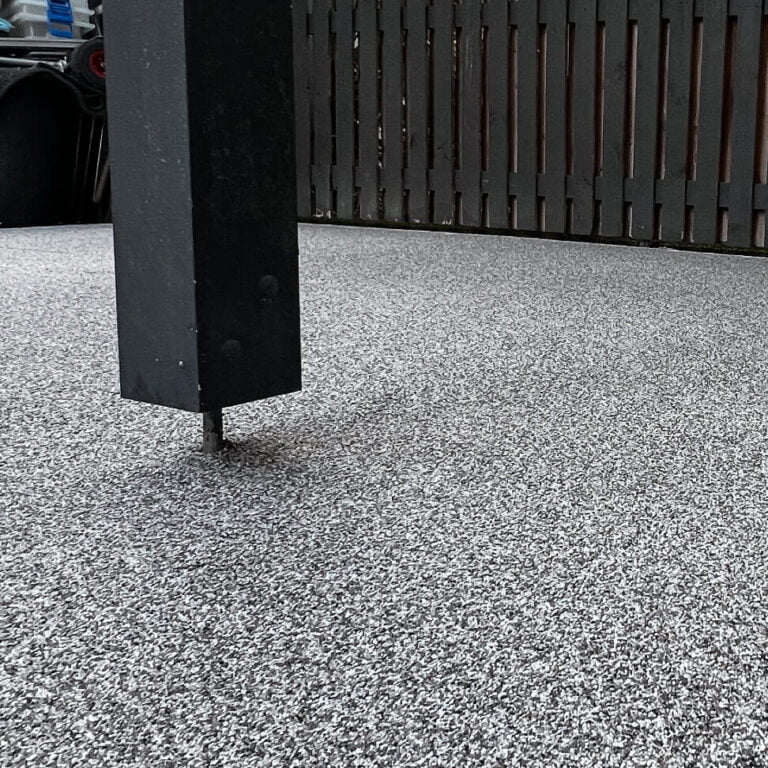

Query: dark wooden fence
<box><xmin>293</xmin><ymin>0</ymin><xmax>768</xmax><ymax>251</ymax></box>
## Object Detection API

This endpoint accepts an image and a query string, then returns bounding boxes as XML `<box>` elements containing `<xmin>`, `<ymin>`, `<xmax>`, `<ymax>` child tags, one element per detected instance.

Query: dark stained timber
<box><xmin>381</xmin><ymin>0</ymin><xmax>404</xmax><ymax>221</ymax></box>
<box><xmin>631</xmin><ymin>1</ymin><xmax>661</xmax><ymax>240</ymax></box>
<box><xmin>335</xmin><ymin>0</ymin><xmax>356</xmax><ymax>220</ymax></box>
<box><xmin>312</xmin><ymin>0</ymin><xmax>334</xmax><ymax>216</ymax></box>
<box><xmin>457</xmin><ymin>0</ymin><xmax>482</xmax><ymax>227</ymax></box>
<box><xmin>514</xmin><ymin>0</ymin><xmax>539</xmax><ymax>231</ymax></box>
<box><xmin>357</xmin><ymin>0</ymin><xmax>380</xmax><ymax>219</ymax></box>
<box><xmin>660</xmin><ymin>0</ymin><xmax>693</xmax><ymax>242</ymax></box>
<box><xmin>600</xmin><ymin>0</ymin><xmax>628</xmax><ymax>237</ymax></box>
<box><xmin>406</xmin><ymin>0</ymin><xmax>429</xmax><ymax>223</ymax></box>
<box><xmin>293</xmin><ymin>0</ymin><xmax>312</xmax><ymax>217</ymax></box>
<box><xmin>106</xmin><ymin>0</ymin><xmax>301</xmax><ymax>414</ymax></box>
<box><xmin>432</xmin><ymin>0</ymin><xmax>455</xmax><ymax>224</ymax></box>
<box><xmin>727</xmin><ymin>0</ymin><xmax>762</xmax><ymax>247</ymax></box>
<box><xmin>571</xmin><ymin>0</ymin><xmax>598</xmax><ymax>236</ymax></box>
<box><xmin>541</xmin><ymin>0</ymin><xmax>568</xmax><ymax>234</ymax></box>
<box><xmin>485</xmin><ymin>0</ymin><xmax>510</xmax><ymax>229</ymax></box>
<box><xmin>289</xmin><ymin>0</ymin><xmax>766</xmax><ymax>252</ymax></box>
<box><xmin>691</xmin><ymin>0</ymin><xmax>727</xmax><ymax>244</ymax></box>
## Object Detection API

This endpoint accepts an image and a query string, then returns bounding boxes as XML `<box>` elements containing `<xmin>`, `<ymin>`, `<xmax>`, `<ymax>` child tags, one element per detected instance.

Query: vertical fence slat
<box><xmin>334</xmin><ymin>0</ymin><xmax>355</xmax><ymax>220</ymax></box>
<box><xmin>727</xmin><ymin>0</ymin><xmax>763</xmax><ymax>247</ymax></box>
<box><xmin>293</xmin><ymin>0</ymin><xmax>312</xmax><ymax>217</ymax></box>
<box><xmin>692</xmin><ymin>0</ymin><xmax>727</xmax><ymax>243</ymax></box>
<box><xmin>571</xmin><ymin>0</ymin><xmax>598</xmax><ymax>235</ymax></box>
<box><xmin>631</xmin><ymin>2</ymin><xmax>661</xmax><ymax>239</ymax></box>
<box><xmin>541</xmin><ymin>0</ymin><xmax>568</xmax><ymax>233</ymax></box>
<box><xmin>660</xmin><ymin>1</ymin><xmax>693</xmax><ymax>242</ymax></box>
<box><xmin>432</xmin><ymin>0</ymin><xmax>455</xmax><ymax>224</ymax></box>
<box><xmin>405</xmin><ymin>0</ymin><xmax>429</xmax><ymax>223</ymax></box>
<box><xmin>357</xmin><ymin>0</ymin><xmax>380</xmax><ymax>219</ymax></box>
<box><xmin>486</xmin><ymin>0</ymin><xmax>510</xmax><ymax>229</ymax></box>
<box><xmin>515</xmin><ymin>0</ymin><xmax>539</xmax><ymax>231</ymax></box>
<box><xmin>600</xmin><ymin>0</ymin><xmax>628</xmax><ymax>236</ymax></box>
<box><xmin>381</xmin><ymin>0</ymin><xmax>404</xmax><ymax>221</ymax></box>
<box><xmin>457</xmin><ymin>0</ymin><xmax>482</xmax><ymax>226</ymax></box>
<box><xmin>312</xmin><ymin>0</ymin><xmax>334</xmax><ymax>216</ymax></box>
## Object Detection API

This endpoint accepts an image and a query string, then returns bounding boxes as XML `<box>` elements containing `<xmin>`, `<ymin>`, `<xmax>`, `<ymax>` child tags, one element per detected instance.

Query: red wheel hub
<box><xmin>89</xmin><ymin>49</ymin><xmax>106</xmax><ymax>78</ymax></box>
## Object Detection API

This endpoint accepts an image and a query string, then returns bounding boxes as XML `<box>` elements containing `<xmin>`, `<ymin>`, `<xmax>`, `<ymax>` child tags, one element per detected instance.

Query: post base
<box><xmin>202</xmin><ymin>409</ymin><xmax>225</xmax><ymax>453</ymax></box>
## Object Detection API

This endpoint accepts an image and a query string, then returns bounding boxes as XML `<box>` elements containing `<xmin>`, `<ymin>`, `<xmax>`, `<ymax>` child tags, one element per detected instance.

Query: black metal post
<box><xmin>104</xmin><ymin>0</ymin><xmax>301</xmax><ymax>451</ymax></box>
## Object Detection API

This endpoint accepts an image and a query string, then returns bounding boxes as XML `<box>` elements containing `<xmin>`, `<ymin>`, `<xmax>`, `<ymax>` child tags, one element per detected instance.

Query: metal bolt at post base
<box><xmin>202</xmin><ymin>410</ymin><xmax>225</xmax><ymax>454</ymax></box>
<box><xmin>104</xmin><ymin>0</ymin><xmax>302</xmax><ymax>452</ymax></box>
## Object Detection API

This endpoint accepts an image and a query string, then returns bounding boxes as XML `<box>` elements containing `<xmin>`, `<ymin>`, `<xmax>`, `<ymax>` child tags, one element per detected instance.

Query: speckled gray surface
<box><xmin>2</xmin><ymin>223</ymin><xmax>768</xmax><ymax>768</ymax></box>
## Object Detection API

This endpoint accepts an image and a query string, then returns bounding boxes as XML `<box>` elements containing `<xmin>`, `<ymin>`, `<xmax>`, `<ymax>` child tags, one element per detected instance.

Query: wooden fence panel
<box><xmin>512</xmin><ymin>0</ymin><xmax>540</xmax><ymax>231</ymax></box>
<box><xmin>381</xmin><ymin>0</ymin><xmax>404</xmax><ymax>222</ymax></box>
<box><xmin>293</xmin><ymin>0</ymin><xmax>312</xmax><ymax>218</ymax></box>
<box><xmin>457</xmin><ymin>0</ymin><xmax>483</xmax><ymax>227</ymax></box>
<box><xmin>570</xmin><ymin>0</ymin><xmax>598</xmax><ymax>236</ymax></box>
<box><xmin>405</xmin><ymin>0</ymin><xmax>429</xmax><ymax>223</ymax></box>
<box><xmin>311</xmin><ymin>0</ymin><xmax>333</xmax><ymax>217</ymax></box>
<box><xmin>540</xmin><ymin>0</ymin><xmax>568</xmax><ymax>234</ymax></box>
<box><xmin>356</xmin><ymin>0</ymin><xmax>380</xmax><ymax>220</ymax></box>
<box><xmin>727</xmin><ymin>0</ymin><xmax>763</xmax><ymax>247</ymax></box>
<box><xmin>486</xmin><ymin>0</ymin><xmax>510</xmax><ymax>229</ymax></box>
<box><xmin>690</xmin><ymin>0</ymin><xmax>728</xmax><ymax>244</ymax></box>
<box><xmin>630</xmin><ymin>1</ymin><xmax>661</xmax><ymax>240</ymax></box>
<box><xmin>291</xmin><ymin>0</ymin><xmax>768</xmax><ymax>254</ymax></box>
<box><xmin>431</xmin><ymin>1</ymin><xmax>455</xmax><ymax>224</ymax></box>
<box><xmin>659</xmin><ymin>0</ymin><xmax>694</xmax><ymax>242</ymax></box>
<box><xmin>334</xmin><ymin>0</ymin><xmax>356</xmax><ymax>220</ymax></box>
<box><xmin>600</xmin><ymin>0</ymin><xmax>628</xmax><ymax>237</ymax></box>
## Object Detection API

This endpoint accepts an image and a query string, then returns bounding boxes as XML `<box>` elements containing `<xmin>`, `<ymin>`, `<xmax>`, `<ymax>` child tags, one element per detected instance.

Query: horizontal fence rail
<box><xmin>293</xmin><ymin>0</ymin><xmax>768</xmax><ymax>251</ymax></box>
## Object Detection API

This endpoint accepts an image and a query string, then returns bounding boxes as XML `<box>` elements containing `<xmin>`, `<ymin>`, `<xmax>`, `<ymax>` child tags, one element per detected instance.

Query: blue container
<box><xmin>46</xmin><ymin>0</ymin><xmax>73</xmax><ymax>38</ymax></box>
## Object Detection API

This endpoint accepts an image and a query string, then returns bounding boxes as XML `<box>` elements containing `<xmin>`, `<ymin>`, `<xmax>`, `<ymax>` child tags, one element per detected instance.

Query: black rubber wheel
<box><xmin>69</xmin><ymin>36</ymin><xmax>105</xmax><ymax>92</ymax></box>
<box><xmin>0</xmin><ymin>76</ymin><xmax>80</xmax><ymax>227</ymax></box>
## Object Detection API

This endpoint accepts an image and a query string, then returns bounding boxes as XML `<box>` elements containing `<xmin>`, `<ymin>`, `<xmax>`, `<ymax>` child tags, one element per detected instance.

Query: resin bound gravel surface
<box><xmin>2</xmin><ymin>224</ymin><xmax>768</xmax><ymax>768</ymax></box>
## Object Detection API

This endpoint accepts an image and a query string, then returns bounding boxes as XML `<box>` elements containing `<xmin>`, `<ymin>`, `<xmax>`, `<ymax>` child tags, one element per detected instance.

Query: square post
<box><xmin>104</xmin><ymin>0</ymin><xmax>301</xmax><ymax>448</ymax></box>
